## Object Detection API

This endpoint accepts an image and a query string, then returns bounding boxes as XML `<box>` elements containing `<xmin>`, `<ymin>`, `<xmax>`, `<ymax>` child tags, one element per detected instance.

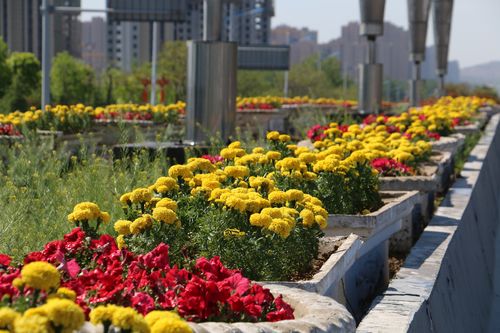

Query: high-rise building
<box><xmin>271</xmin><ymin>25</ymin><xmax>319</xmax><ymax>65</ymax></box>
<box><xmin>82</xmin><ymin>17</ymin><xmax>107</xmax><ymax>72</ymax></box>
<box><xmin>107</xmin><ymin>0</ymin><xmax>275</xmax><ymax>72</ymax></box>
<box><xmin>0</xmin><ymin>0</ymin><xmax>81</xmax><ymax>59</ymax></box>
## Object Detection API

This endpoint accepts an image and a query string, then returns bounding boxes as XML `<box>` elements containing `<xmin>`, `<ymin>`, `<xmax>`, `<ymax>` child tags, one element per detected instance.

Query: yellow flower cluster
<box><xmin>90</xmin><ymin>306</ymin><xmax>192</xmax><ymax>333</ymax></box>
<box><xmin>13</xmin><ymin>299</ymin><xmax>85</xmax><ymax>333</ymax></box>
<box><xmin>20</xmin><ymin>261</ymin><xmax>60</xmax><ymax>291</ymax></box>
<box><xmin>67</xmin><ymin>202</ymin><xmax>110</xmax><ymax>224</ymax></box>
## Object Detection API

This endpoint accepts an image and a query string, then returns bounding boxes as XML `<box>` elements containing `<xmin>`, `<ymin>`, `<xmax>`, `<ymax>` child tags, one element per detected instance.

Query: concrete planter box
<box><xmin>236</xmin><ymin>109</ymin><xmax>290</xmax><ymax>137</ymax></box>
<box><xmin>92</xmin><ymin>120</ymin><xmax>179</xmax><ymax>146</ymax></box>
<box><xmin>380</xmin><ymin>152</ymin><xmax>454</xmax><ymax>253</ymax></box>
<box><xmin>37</xmin><ymin>130</ymin><xmax>102</xmax><ymax>154</ymax></box>
<box><xmin>430</xmin><ymin>133</ymin><xmax>465</xmax><ymax>155</ymax></box>
<box><xmin>262</xmin><ymin>234</ymin><xmax>363</xmax><ymax>304</ymax></box>
<box><xmin>454</xmin><ymin>112</ymin><xmax>488</xmax><ymax>135</ymax></box>
<box><xmin>324</xmin><ymin>191</ymin><xmax>420</xmax><ymax>321</ymax></box>
<box><xmin>78</xmin><ymin>285</ymin><xmax>356</xmax><ymax>333</ymax></box>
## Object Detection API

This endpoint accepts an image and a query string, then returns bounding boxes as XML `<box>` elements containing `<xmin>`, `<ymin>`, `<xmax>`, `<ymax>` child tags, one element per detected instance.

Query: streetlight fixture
<box><xmin>433</xmin><ymin>0</ymin><xmax>454</xmax><ymax>97</ymax></box>
<box><xmin>358</xmin><ymin>0</ymin><xmax>386</xmax><ymax>114</ymax></box>
<box><xmin>408</xmin><ymin>0</ymin><xmax>431</xmax><ymax>107</ymax></box>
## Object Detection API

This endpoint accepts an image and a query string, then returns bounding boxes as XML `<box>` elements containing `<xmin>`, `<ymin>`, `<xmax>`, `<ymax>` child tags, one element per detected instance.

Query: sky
<box><xmin>81</xmin><ymin>0</ymin><xmax>500</xmax><ymax>68</ymax></box>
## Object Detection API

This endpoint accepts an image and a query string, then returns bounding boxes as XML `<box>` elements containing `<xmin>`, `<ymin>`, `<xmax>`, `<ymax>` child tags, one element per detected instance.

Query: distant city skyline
<box><xmin>81</xmin><ymin>0</ymin><xmax>500</xmax><ymax>68</ymax></box>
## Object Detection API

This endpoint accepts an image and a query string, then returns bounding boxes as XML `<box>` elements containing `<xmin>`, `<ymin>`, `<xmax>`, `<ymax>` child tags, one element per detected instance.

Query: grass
<box><xmin>454</xmin><ymin>132</ymin><xmax>482</xmax><ymax>175</ymax></box>
<box><xmin>0</xmin><ymin>135</ymin><xmax>170</xmax><ymax>261</ymax></box>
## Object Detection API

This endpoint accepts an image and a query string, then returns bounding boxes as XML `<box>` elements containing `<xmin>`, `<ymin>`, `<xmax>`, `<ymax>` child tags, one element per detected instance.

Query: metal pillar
<box><xmin>433</xmin><ymin>0</ymin><xmax>454</xmax><ymax>97</ymax></box>
<box><xmin>186</xmin><ymin>0</ymin><xmax>237</xmax><ymax>144</ymax></box>
<box><xmin>358</xmin><ymin>0</ymin><xmax>386</xmax><ymax>114</ymax></box>
<box><xmin>41</xmin><ymin>0</ymin><xmax>51</xmax><ymax>108</ymax></box>
<box><xmin>408</xmin><ymin>0</ymin><xmax>431</xmax><ymax>107</ymax></box>
<box><xmin>283</xmin><ymin>71</ymin><xmax>289</xmax><ymax>97</ymax></box>
<box><xmin>150</xmin><ymin>21</ymin><xmax>159</xmax><ymax>105</ymax></box>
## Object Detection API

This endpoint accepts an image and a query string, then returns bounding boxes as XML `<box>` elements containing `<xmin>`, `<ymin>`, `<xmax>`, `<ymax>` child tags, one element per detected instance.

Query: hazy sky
<box><xmin>82</xmin><ymin>0</ymin><xmax>500</xmax><ymax>68</ymax></box>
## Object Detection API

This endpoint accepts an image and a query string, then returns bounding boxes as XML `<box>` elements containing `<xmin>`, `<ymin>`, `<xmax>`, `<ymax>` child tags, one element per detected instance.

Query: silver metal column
<box><xmin>408</xmin><ymin>0</ymin><xmax>431</xmax><ymax>107</ymax></box>
<box><xmin>358</xmin><ymin>0</ymin><xmax>386</xmax><ymax>114</ymax></box>
<box><xmin>433</xmin><ymin>0</ymin><xmax>454</xmax><ymax>97</ymax></box>
<box><xmin>41</xmin><ymin>0</ymin><xmax>51</xmax><ymax>108</ymax></box>
<box><xmin>150</xmin><ymin>21</ymin><xmax>159</xmax><ymax>106</ymax></box>
<box><xmin>186</xmin><ymin>0</ymin><xmax>237</xmax><ymax>144</ymax></box>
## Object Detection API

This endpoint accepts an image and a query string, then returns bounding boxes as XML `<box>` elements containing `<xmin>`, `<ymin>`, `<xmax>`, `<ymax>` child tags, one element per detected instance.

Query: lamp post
<box><xmin>408</xmin><ymin>0</ymin><xmax>431</xmax><ymax>107</ymax></box>
<box><xmin>358</xmin><ymin>0</ymin><xmax>386</xmax><ymax>114</ymax></box>
<box><xmin>433</xmin><ymin>0</ymin><xmax>454</xmax><ymax>97</ymax></box>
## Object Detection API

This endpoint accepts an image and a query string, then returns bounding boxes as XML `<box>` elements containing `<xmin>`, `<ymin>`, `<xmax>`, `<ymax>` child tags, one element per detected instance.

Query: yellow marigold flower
<box><xmin>156</xmin><ymin>198</ymin><xmax>178</xmax><ymax>211</ymax></box>
<box><xmin>224</xmin><ymin>228</ymin><xmax>246</xmax><ymax>239</ymax></box>
<box><xmin>112</xmin><ymin>307</ymin><xmax>148</xmax><ymax>332</ymax></box>
<box><xmin>228</xmin><ymin>141</ymin><xmax>242</xmax><ymax>149</ymax></box>
<box><xmin>130</xmin><ymin>214</ymin><xmax>153</xmax><ymax>234</ymax></box>
<box><xmin>154</xmin><ymin>177</ymin><xmax>179</xmax><ymax>192</ymax></box>
<box><xmin>300</xmin><ymin>209</ymin><xmax>315</xmax><ymax>227</ymax></box>
<box><xmin>21</xmin><ymin>262</ymin><xmax>60</xmax><ymax>291</ymax></box>
<box><xmin>266</xmin><ymin>131</ymin><xmax>280</xmax><ymax>141</ymax></box>
<box><xmin>12</xmin><ymin>278</ymin><xmax>24</xmax><ymax>289</ymax></box>
<box><xmin>268</xmin><ymin>191</ymin><xmax>289</xmax><ymax>205</ymax></box>
<box><xmin>224</xmin><ymin>166</ymin><xmax>249</xmax><ymax>179</ymax></box>
<box><xmin>287</xmin><ymin>144</ymin><xmax>298</xmax><ymax>151</ymax></box>
<box><xmin>74</xmin><ymin>202</ymin><xmax>100</xmax><ymax>216</ymax></box>
<box><xmin>114</xmin><ymin>220</ymin><xmax>132</xmax><ymax>235</ymax></box>
<box><xmin>117</xmin><ymin>235</ymin><xmax>126</xmax><ymax>250</ymax></box>
<box><xmin>14</xmin><ymin>313</ymin><xmax>51</xmax><ymax>333</ymax></box>
<box><xmin>145</xmin><ymin>311</ymin><xmax>181</xmax><ymax>328</ymax></box>
<box><xmin>266</xmin><ymin>151</ymin><xmax>281</xmax><ymax>160</ymax></box>
<box><xmin>286</xmin><ymin>189</ymin><xmax>304</xmax><ymax>202</ymax></box>
<box><xmin>304</xmin><ymin>171</ymin><xmax>318</xmax><ymax>180</ymax></box>
<box><xmin>153</xmin><ymin>207</ymin><xmax>178</xmax><ymax>225</ymax></box>
<box><xmin>252</xmin><ymin>147</ymin><xmax>265</xmax><ymax>154</ymax></box>
<box><xmin>130</xmin><ymin>188</ymin><xmax>153</xmax><ymax>204</ymax></box>
<box><xmin>276</xmin><ymin>157</ymin><xmax>301</xmax><ymax>171</ymax></box>
<box><xmin>43</xmin><ymin>299</ymin><xmax>85</xmax><ymax>331</ymax></box>
<box><xmin>298</xmin><ymin>152</ymin><xmax>316</xmax><ymax>164</ymax></box>
<box><xmin>249</xmin><ymin>213</ymin><xmax>273</xmax><ymax>228</ymax></box>
<box><xmin>249</xmin><ymin>176</ymin><xmax>274</xmax><ymax>191</ymax></box>
<box><xmin>90</xmin><ymin>305</ymin><xmax>118</xmax><ymax>325</ymax></box>
<box><xmin>224</xmin><ymin>197</ymin><xmax>247</xmax><ymax>213</ymax></box>
<box><xmin>268</xmin><ymin>219</ymin><xmax>292</xmax><ymax>238</ymax></box>
<box><xmin>168</xmin><ymin>165</ymin><xmax>193</xmax><ymax>180</ymax></box>
<box><xmin>100</xmin><ymin>212</ymin><xmax>111</xmax><ymax>223</ymax></box>
<box><xmin>120</xmin><ymin>193</ymin><xmax>132</xmax><ymax>205</ymax></box>
<box><xmin>279</xmin><ymin>134</ymin><xmax>291</xmax><ymax>142</ymax></box>
<box><xmin>187</xmin><ymin>158</ymin><xmax>215</xmax><ymax>172</ymax></box>
<box><xmin>315</xmin><ymin>215</ymin><xmax>328</xmax><ymax>229</ymax></box>
<box><xmin>0</xmin><ymin>308</ymin><xmax>20</xmax><ymax>330</ymax></box>
<box><xmin>151</xmin><ymin>317</ymin><xmax>192</xmax><ymax>333</ymax></box>
<box><xmin>50</xmin><ymin>287</ymin><xmax>76</xmax><ymax>301</ymax></box>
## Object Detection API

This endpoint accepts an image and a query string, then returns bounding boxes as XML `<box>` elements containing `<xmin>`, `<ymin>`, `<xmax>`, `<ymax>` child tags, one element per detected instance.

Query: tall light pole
<box><xmin>408</xmin><ymin>0</ymin><xmax>431</xmax><ymax>107</ymax></box>
<box><xmin>41</xmin><ymin>0</ymin><xmax>52</xmax><ymax>108</ymax></box>
<box><xmin>150</xmin><ymin>21</ymin><xmax>159</xmax><ymax>105</ymax></box>
<box><xmin>433</xmin><ymin>0</ymin><xmax>453</xmax><ymax>97</ymax></box>
<box><xmin>358</xmin><ymin>0</ymin><xmax>386</xmax><ymax>114</ymax></box>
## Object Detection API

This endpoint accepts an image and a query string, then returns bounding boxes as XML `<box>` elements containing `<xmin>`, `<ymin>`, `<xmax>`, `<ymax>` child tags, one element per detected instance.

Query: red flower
<box><xmin>0</xmin><ymin>254</ymin><xmax>11</xmax><ymax>267</ymax></box>
<box><xmin>131</xmin><ymin>292</ymin><xmax>156</xmax><ymax>315</ymax></box>
<box><xmin>139</xmin><ymin>243</ymin><xmax>170</xmax><ymax>271</ymax></box>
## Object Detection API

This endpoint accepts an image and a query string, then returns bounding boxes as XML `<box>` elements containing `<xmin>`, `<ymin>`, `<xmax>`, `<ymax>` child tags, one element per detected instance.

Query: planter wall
<box><xmin>236</xmin><ymin>110</ymin><xmax>290</xmax><ymax>138</ymax></box>
<box><xmin>261</xmin><ymin>234</ymin><xmax>363</xmax><ymax>305</ymax></box>
<box><xmin>358</xmin><ymin>114</ymin><xmax>500</xmax><ymax>333</ymax></box>
<box><xmin>380</xmin><ymin>152</ymin><xmax>454</xmax><ymax>253</ymax></box>
<box><xmin>325</xmin><ymin>191</ymin><xmax>420</xmax><ymax>322</ymax></box>
<box><xmin>430</xmin><ymin>134</ymin><xmax>465</xmax><ymax>155</ymax></box>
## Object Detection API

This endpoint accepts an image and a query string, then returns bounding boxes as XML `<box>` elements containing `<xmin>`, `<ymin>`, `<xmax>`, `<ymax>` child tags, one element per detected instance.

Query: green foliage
<box><xmin>0</xmin><ymin>137</ymin><xmax>168</xmax><ymax>260</ymax></box>
<box><xmin>158</xmin><ymin>41</ymin><xmax>188</xmax><ymax>102</ymax></box>
<box><xmin>0</xmin><ymin>52</ymin><xmax>40</xmax><ymax>113</ymax></box>
<box><xmin>0</xmin><ymin>38</ymin><xmax>11</xmax><ymax>99</ymax></box>
<box><xmin>51</xmin><ymin>52</ymin><xmax>96</xmax><ymax>105</ymax></box>
<box><xmin>238</xmin><ymin>70</ymin><xmax>283</xmax><ymax>97</ymax></box>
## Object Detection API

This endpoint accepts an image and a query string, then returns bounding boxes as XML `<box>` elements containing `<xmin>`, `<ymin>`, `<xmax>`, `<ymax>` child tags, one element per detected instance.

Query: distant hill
<box><xmin>461</xmin><ymin>61</ymin><xmax>500</xmax><ymax>92</ymax></box>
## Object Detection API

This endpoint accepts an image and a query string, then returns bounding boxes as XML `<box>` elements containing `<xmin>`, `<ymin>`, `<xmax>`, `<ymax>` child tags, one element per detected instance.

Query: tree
<box><xmin>321</xmin><ymin>57</ymin><xmax>343</xmax><ymax>87</ymax></box>
<box><xmin>237</xmin><ymin>70</ymin><xmax>283</xmax><ymax>97</ymax></box>
<box><xmin>0</xmin><ymin>52</ymin><xmax>40</xmax><ymax>113</ymax></box>
<box><xmin>0</xmin><ymin>38</ymin><xmax>11</xmax><ymax>100</ymax></box>
<box><xmin>51</xmin><ymin>52</ymin><xmax>96</xmax><ymax>105</ymax></box>
<box><xmin>157</xmin><ymin>41</ymin><xmax>188</xmax><ymax>102</ymax></box>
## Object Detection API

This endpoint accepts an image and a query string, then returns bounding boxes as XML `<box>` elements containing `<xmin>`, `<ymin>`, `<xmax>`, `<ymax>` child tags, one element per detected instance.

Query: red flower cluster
<box><xmin>201</xmin><ymin>154</ymin><xmax>224</xmax><ymax>164</ymax></box>
<box><xmin>0</xmin><ymin>124</ymin><xmax>21</xmax><ymax>137</ymax></box>
<box><xmin>307</xmin><ymin>124</ymin><xmax>329</xmax><ymax>142</ymax></box>
<box><xmin>371</xmin><ymin>158</ymin><xmax>414</xmax><ymax>177</ymax></box>
<box><xmin>237</xmin><ymin>103</ymin><xmax>279</xmax><ymax>111</ymax></box>
<box><xmin>451</xmin><ymin>117</ymin><xmax>471</xmax><ymax>127</ymax></box>
<box><xmin>363</xmin><ymin>114</ymin><xmax>388</xmax><ymax>126</ymax></box>
<box><xmin>0</xmin><ymin>228</ymin><xmax>294</xmax><ymax>323</ymax></box>
<box><xmin>94</xmin><ymin>112</ymin><xmax>153</xmax><ymax>121</ymax></box>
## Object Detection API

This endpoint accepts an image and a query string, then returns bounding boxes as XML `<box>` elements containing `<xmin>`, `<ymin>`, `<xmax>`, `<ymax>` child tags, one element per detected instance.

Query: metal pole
<box><xmin>41</xmin><ymin>0</ymin><xmax>51</xmax><ymax>108</ymax></box>
<box><xmin>150</xmin><ymin>21</ymin><xmax>159</xmax><ymax>105</ymax></box>
<box><xmin>203</xmin><ymin>0</ymin><xmax>223</xmax><ymax>41</ymax></box>
<box><xmin>438</xmin><ymin>74</ymin><xmax>445</xmax><ymax>97</ymax></box>
<box><xmin>284</xmin><ymin>71</ymin><xmax>289</xmax><ymax>98</ymax></box>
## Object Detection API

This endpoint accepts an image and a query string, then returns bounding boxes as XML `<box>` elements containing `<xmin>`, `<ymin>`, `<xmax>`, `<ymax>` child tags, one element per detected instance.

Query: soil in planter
<box><xmin>389</xmin><ymin>253</ymin><xmax>407</xmax><ymax>279</ymax></box>
<box><xmin>290</xmin><ymin>236</ymin><xmax>347</xmax><ymax>281</ymax></box>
